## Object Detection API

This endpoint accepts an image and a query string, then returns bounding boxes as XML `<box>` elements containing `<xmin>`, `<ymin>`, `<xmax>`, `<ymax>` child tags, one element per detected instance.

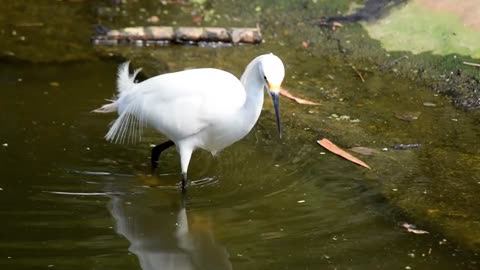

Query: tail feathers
<box><xmin>92</xmin><ymin>99</ymin><xmax>118</xmax><ymax>113</ymax></box>
<box><xmin>117</xmin><ymin>61</ymin><xmax>142</xmax><ymax>94</ymax></box>
<box><xmin>94</xmin><ymin>61</ymin><xmax>145</xmax><ymax>144</ymax></box>
<box><xmin>93</xmin><ymin>98</ymin><xmax>146</xmax><ymax>144</ymax></box>
<box><xmin>104</xmin><ymin>102</ymin><xmax>146</xmax><ymax>144</ymax></box>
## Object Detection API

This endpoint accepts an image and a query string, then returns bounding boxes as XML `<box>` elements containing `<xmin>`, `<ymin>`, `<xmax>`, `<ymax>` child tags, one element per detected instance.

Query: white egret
<box><xmin>94</xmin><ymin>53</ymin><xmax>285</xmax><ymax>190</ymax></box>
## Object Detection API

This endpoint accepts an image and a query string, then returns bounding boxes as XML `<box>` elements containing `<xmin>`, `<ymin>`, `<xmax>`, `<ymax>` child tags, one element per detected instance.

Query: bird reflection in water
<box><xmin>108</xmin><ymin>188</ymin><xmax>233</xmax><ymax>270</ymax></box>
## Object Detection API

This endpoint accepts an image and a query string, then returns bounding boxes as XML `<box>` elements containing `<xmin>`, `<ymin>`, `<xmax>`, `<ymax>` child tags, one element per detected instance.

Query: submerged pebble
<box><xmin>395</xmin><ymin>111</ymin><xmax>421</xmax><ymax>122</ymax></box>
<box><xmin>338</xmin><ymin>115</ymin><xmax>350</xmax><ymax>121</ymax></box>
<box><xmin>392</xmin><ymin>144</ymin><xmax>421</xmax><ymax>150</ymax></box>
<box><xmin>329</xmin><ymin>114</ymin><xmax>358</xmax><ymax>122</ymax></box>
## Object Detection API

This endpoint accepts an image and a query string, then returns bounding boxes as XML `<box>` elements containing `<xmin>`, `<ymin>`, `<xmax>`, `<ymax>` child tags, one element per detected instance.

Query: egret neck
<box><xmin>239</xmin><ymin>56</ymin><xmax>267</xmax><ymax>134</ymax></box>
<box><xmin>239</xmin><ymin>55</ymin><xmax>282</xmax><ymax>138</ymax></box>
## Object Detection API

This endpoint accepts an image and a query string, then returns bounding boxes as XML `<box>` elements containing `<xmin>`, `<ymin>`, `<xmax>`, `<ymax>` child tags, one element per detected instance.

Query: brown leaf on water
<box><xmin>280</xmin><ymin>88</ymin><xmax>320</xmax><ymax>105</ymax></box>
<box><xmin>317</xmin><ymin>138</ymin><xmax>371</xmax><ymax>170</ymax></box>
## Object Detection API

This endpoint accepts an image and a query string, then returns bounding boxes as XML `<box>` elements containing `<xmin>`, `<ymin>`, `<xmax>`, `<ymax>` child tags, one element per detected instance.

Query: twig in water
<box><xmin>380</xmin><ymin>55</ymin><xmax>408</xmax><ymax>70</ymax></box>
<box><xmin>463</xmin><ymin>61</ymin><xmax>480</xmax><ymax>68</ymax></box>
<box><xmin>352</xmin><ymin>65</ymin><xmax>365</xmax><ymax>83</ymax></box>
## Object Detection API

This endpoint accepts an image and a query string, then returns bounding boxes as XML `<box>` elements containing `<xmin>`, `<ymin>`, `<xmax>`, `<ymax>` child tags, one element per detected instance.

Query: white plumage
<box><xmin>94</xmin><ymin>53</ymin><xmax>285</xmax><ymax>190</ymax></box>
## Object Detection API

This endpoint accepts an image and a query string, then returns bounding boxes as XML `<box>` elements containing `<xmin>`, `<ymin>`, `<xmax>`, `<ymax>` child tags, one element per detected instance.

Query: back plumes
<box><xmin>117</xmin><ymin>61</ymin><xmax>142</xmax><ymax>94</ymax></box>
<box><xmin>92</xmin><ymin>62</ymin><xmax>141</xmax><ymax>113</ymax></box>
<box><xmin>92</xmin><ymin>62</ymin><xmax>146</xmax><ymax>144</ymax></box>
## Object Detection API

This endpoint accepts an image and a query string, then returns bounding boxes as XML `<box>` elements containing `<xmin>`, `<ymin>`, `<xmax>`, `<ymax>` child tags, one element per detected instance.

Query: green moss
<box><xmin>363</xmin><ymin>1</ymin><xmax>480</xmax><ymax>58</ymax></box>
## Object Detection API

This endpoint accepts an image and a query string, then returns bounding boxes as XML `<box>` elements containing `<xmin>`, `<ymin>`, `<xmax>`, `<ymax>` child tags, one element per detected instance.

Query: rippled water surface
<box><xmin>0</xmin><ymin>51</ymin><xmax>479</xmax><ymax>270</ymax></box>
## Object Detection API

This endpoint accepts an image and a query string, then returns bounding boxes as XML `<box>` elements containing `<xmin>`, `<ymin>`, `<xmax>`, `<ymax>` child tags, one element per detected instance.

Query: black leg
<box><xmin>151</xmin><ymin>140</ymin><xmax>175</xmax><ymax>173</ymax></box>
<box><xmin>181</xmin><ymin>172</ymin><xmax>187</xmax><ymax>192</ymax></box>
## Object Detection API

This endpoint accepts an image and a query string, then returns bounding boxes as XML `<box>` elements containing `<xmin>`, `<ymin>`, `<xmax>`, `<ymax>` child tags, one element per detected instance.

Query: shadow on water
<box><xmin>107</xmin><ymin>187</ymin><xmax>232</xmax><ymax>270</ymax></box>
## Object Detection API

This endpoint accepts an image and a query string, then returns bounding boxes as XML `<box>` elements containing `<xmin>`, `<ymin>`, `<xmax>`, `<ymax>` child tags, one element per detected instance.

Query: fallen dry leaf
<box><xmin>317</xmin><ymin>138</ymin><xmax>371</xmax><ymax>170</ymax></box>
<box><xmin>402</xmin><ymin>223</ymin><xmax>429</xmax><ymax>234</ymax></box>
<box><xmin>280</xmin><ymin>88</ymin><xmax>320</xmax><ymax>105</ymax></box>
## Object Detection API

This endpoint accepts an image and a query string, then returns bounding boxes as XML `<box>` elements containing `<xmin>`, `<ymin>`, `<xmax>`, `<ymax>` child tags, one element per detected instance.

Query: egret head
<box><xmin>260</xmin><ymin>53</ymin><xmax>285</xmax><ymax>138</ymax></box>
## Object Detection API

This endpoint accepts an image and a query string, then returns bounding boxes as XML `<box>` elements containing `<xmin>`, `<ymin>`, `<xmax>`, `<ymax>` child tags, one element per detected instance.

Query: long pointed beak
<box><xmin>271</xmin><ymin>91</ymin><xmax>282</xmax><ymax>139</ymax></box>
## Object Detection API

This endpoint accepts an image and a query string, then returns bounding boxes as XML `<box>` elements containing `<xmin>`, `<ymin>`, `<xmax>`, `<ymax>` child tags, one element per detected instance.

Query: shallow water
<box><xmin>0</xmin><ymin>56</ymin><xmax>478</xmax><ymax>270</ymax></box>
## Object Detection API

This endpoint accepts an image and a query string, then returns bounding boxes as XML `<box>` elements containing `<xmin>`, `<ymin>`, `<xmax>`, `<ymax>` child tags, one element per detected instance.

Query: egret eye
<box><xmin>263</xmin><ymin>75</ymin><xmax>267</xmax><ymax>81</ymax></box>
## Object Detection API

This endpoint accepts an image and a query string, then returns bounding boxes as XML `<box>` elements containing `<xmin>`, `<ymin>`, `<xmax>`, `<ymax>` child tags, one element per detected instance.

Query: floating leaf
<box><xmin>280</xmin><ymin>88</ymin><xmax>320</xmax><ymax>105</ymax></box>
<box><xmin>317</xmin><ymin>138</ymin><xmax>371</xmax><ymax>169</ymax></box>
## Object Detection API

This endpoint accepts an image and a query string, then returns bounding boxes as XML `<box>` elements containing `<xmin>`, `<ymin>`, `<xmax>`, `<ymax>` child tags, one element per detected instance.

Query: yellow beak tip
<box><xmin>268</xmin><ymin>83</ymin><xmax>281</xmax><ymax>92</ymax></box>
